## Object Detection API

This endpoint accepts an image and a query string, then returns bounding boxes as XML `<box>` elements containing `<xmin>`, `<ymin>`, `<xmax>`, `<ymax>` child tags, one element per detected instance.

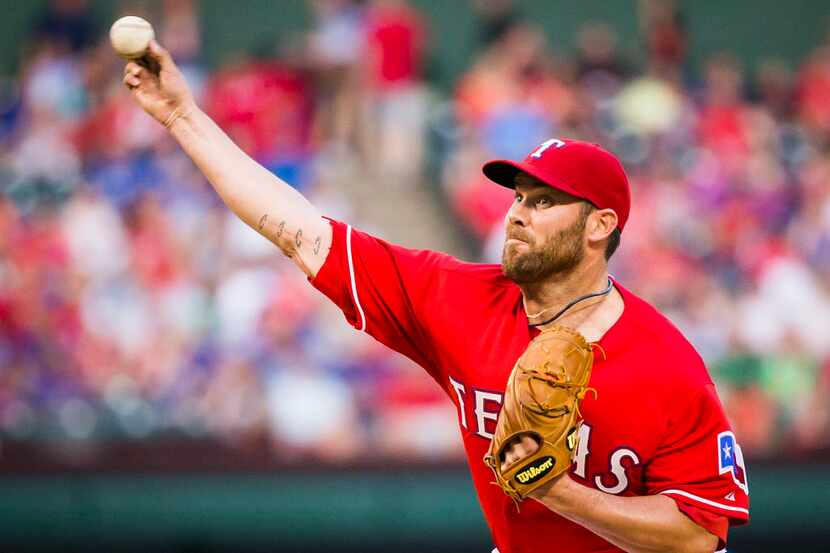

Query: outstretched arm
<box><xmin>122</xmin><ymin>40</ymin><xmax>331</xmax><ymax>277</ymax></box>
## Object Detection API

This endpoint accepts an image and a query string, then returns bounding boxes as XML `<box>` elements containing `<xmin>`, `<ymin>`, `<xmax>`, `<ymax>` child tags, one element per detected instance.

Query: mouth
<box><xmin>506</xmin><ymin>238</ymin><xmax>529</xmax><ymax>246</ymax></box>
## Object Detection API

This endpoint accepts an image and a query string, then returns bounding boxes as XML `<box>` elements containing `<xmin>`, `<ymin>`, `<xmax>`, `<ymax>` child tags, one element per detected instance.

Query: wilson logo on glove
<box><xmin>515</xmin><ymin>456</ymin><xmax>555</xmax><ymax>484</ymax></box>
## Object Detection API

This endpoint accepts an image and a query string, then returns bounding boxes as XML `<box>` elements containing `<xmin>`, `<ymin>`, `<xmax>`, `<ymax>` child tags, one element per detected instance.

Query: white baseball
<box><xmin>109</xmin><ymin>16</ymin><xmax>155</xmax><ymax>59</ymax></box>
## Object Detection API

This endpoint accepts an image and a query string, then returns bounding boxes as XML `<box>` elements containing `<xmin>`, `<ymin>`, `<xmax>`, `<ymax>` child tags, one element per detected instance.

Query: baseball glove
<box><xmin>484</xmin><ymin>325</ymin><xmax>596</xmax><ymax>503</ymax></box>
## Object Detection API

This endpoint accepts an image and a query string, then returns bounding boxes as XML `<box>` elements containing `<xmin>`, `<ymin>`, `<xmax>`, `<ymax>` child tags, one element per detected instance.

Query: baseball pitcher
<box><xmin>121</xmin><ymin>41</ymin><xmax>749</xmax><ymax>553</ymax></box>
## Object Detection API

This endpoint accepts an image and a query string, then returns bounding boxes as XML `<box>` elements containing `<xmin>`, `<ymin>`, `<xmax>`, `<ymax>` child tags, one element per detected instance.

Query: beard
<box><xmin>501</xmin><ymin>213</ymin><xmax>588</xmax><ymax>284</ymax></box>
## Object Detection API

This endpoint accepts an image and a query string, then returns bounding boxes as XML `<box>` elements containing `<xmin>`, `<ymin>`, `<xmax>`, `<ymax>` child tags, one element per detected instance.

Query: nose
<box><xmin>507</xmin><ymin>198</ymin><xmax>528</xmax><ymax>227</ymax></box>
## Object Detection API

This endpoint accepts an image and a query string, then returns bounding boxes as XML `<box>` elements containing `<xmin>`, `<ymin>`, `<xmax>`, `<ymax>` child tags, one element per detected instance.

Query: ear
<box><xmin>586</xmin><ymin>208</ymin><xmax>618</xmax><ymax>246</ymax></box>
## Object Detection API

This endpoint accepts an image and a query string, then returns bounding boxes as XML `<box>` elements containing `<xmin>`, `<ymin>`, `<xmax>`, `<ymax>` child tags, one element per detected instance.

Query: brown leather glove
<box><xmin>484</xmin><ymin>325</ymin><xmax>596</xmax><ymax>503</ymax></box>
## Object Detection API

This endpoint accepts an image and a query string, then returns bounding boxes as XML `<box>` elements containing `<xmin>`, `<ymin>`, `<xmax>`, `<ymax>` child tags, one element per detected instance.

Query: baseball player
<box><xmin>123</xmin><ymin>42</ymin><xmax>749</xmax><ymax>553</ymax></box>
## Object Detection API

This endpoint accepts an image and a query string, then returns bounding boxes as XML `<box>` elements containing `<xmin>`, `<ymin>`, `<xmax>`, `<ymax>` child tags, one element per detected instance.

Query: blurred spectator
<box><xmin>204</xmin><ymin>55</ymin><xmax>314</xmax><ymax>186</ymax></box>
<box><xmin>697</xmin><ymin>53</ymin><xmax>750</xmax><ymax>163</ymax></box>
<box><xmin>33</xmin><ymin>0</ymin><xmax>96</xmax><ymax>53</ymax></box>
<box><xmin>798</xmin><ymin>44</ymin><xmax>830</xmax><ymax>142</ymax></box>
<box><xmin>472</xmin><ymin>0</ymin><xmax>522</xmax><ymax>49</ymax></box>
<box><xmin>755</xmin><ymin>58</ymin><xmax>796</xmax><ymax>121</ymax></box>
<box><xmin>575</xmin><ymin>22</ymin><xmax>632</xmax><ymax>96</ymax></box>
<box><xmin>615</xmin><ymin>76</ymin><xmax>683</xmax><ymax>136</ymax></box>
<box><xmin>159</xmin><ymin>0</ymin><xmax>207</xmax><ymax>101</ymax></box>
<box><xmin>363</xmin><ymin>0</ymin><xmax>428</xmax><ymax>180</ymax></box>
<box><xmin>639</xmin><ymin>0</ymin><xmax>687</xmax><ymax>80</ymax></box>
<box><xmin>306</xmin><ymin>0</ymin><xmax>367</xmax><ymax>161</ymax></box>
<box><xmin>365</xmin><ymin>0</ymin><xmax>424</xmax><ymax>92</ymax></box>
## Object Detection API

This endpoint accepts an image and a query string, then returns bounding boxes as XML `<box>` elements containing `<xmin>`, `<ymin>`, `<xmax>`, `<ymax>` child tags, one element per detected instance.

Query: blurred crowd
<box><xmin>0</xmin><ymin>0</ymin><xmax>828</xmax><ymax>466</ymax></box>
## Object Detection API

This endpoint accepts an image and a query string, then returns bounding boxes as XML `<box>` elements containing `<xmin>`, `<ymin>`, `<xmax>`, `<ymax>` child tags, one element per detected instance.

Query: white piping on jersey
<box><xmin>346</xmin><ymin>225</ymin><xmax>367</xmax><ymax>332</ymax></box>
<box><xmin>659</xmin><ymin>489</ymin><xmax>749</xmax><ymax>515</ymax></box>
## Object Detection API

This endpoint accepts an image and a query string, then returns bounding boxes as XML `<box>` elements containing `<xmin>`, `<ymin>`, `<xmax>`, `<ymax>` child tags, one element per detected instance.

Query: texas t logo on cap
<box><xmin>530</xmin><ymin>138</ymin><xmax>567</xmax><ymax>158</ymax></box>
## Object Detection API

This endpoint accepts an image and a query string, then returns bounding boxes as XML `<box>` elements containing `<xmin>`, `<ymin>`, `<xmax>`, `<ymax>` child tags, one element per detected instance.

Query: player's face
<box><xmin>501</xmin><ymin>176</ymin><xmax>590</xmax><ymax>284</ymax></box>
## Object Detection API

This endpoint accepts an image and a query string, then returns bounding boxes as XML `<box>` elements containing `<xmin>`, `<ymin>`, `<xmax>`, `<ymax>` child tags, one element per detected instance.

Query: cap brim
<box><xmin>482</xmin><ymin>159</ymin><xmax>586</xmax><ymax>201</ymax></box>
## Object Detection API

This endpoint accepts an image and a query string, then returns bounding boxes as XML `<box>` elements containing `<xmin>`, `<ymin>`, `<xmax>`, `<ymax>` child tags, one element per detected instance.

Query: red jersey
<box><xmin>310</xmin><ymin>219</ymin><xmax>750</xmax><ymax>553</ymax></box>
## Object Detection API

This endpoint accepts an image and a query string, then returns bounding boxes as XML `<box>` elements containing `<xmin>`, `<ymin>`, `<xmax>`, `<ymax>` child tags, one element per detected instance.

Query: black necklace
<box><xmin>527</xmin><ymin>277</ymin><xmax>614</xmax><ymax>328</ymax></box>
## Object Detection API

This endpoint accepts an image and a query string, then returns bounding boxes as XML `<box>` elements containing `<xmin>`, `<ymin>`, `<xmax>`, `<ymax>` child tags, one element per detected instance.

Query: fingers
<box><xmin>146</xmin><ymin>39</ymin><xmax>172</xmax><ymax>69</ymax></box>
<box><xmin>124</xmin><ymin>62</ymin><xmax>143</xmax><ymax>78</ymax></box>
<box><xmin>500</xmin><ymin>434</ymin><xmax>541</xmax><ymax>471</ymax></box>
<box><xmin>123</xmin><ymin>62</ymin><xmax>145</xmax><ymax>89</ymax></box>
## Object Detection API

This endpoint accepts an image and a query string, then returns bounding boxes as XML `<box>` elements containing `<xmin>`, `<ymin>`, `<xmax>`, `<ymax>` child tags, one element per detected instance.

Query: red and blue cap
<box><xmin>482</xmin><ymin>138</ymin><xmax>631</xmax><ymax>231</ymax></box>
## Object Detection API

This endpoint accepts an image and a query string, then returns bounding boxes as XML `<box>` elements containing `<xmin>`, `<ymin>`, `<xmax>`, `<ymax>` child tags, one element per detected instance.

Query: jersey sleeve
<box><xmin>308</xmin><ymin>217</ymin><xmax>454</xmax><ymax>384</ymax></box>
<box><xmin>645</xmin><ymin>383</ymin><xmax>749</xmax><ymax>547</ymax></box>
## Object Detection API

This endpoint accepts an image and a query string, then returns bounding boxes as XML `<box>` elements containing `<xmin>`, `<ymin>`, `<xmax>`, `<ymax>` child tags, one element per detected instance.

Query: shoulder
<box><xmin>615</xmin><ymin>281</ymin><xmax>713</xmax><ymax>390</ymax></box>
<box><xmin>438</xmin><ymin>258</ymin><xmax>515</xmax><ymax>288</ymax></box>
<box><xmin>329</xmin><ymin>218</ymin><xmax>518</xmax><ymax>300</ymax></box>
<box><xmin>345</xmin><ymin>219</ymin><xmax>515</xmax><ymax>287</ymax></box>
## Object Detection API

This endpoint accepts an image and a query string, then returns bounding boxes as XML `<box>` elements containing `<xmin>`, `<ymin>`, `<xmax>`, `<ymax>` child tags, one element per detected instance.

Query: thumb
<box><xmin>147</xmin><ymin>39</ymin><xmax>173</xmax><ymax>69</ymax></box>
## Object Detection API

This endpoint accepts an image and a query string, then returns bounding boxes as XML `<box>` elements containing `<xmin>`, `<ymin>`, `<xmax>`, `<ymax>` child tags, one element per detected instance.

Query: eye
<box><xmin>536</xmin><ymin>196</ymin><xmax>551</xmax><ymax>207</ymax></box>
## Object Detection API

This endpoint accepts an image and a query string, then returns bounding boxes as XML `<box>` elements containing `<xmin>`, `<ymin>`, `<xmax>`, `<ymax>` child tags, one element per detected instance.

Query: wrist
<box><xmin>164</xmin><ymin>100</ymin><xmax>198</xmax><ymax>131</ymax></box>
<box><xmin>166</xmin><ymin>102</ymin><xmax>204</xmax><ymax>143</ymax></box>
<box><xmin>530</xmin><ymin>472</ymin><xmax>580</xmax><ymax>513</ymax></box>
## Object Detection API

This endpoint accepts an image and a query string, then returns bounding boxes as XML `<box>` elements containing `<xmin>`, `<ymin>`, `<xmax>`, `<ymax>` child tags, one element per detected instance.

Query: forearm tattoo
<box><xmin>256</xmin><ymin>214</ymin><xmax>323</xmax><ymax>262</ymax></box>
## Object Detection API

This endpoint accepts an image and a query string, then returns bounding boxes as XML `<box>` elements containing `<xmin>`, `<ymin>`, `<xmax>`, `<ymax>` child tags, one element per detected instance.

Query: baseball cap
<box><xmin>482</xmin><ymin>138</ymin><xmax>631</xmax><ymax>231</ymax></box>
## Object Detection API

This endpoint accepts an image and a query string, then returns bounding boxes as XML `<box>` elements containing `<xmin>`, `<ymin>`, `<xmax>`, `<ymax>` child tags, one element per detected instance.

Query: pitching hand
<box><xmin>122</xmin><ymin>40</ymin><xmax>195</xmax><ymax>127</ymax></box>
<box><xmin>500</xmin><ymin>433</ymin><xmax>540</xmax><ymax>471</ymax></box>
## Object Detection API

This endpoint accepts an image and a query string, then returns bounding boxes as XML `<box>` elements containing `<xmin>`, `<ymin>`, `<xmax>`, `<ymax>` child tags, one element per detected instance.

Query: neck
<box><xmin>521</xmin><ymin>257</ymin><xmax>610</xmax><ymax>323</ymax></box>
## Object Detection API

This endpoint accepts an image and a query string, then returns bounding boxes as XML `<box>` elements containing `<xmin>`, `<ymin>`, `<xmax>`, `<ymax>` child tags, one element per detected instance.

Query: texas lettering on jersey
<box><xmin>309</xmin><ymin>219</ymin><xmax>750</xmax><ymax>553</ymax></box>
<box><xmin>449</xmin><ymin>380</ymin><xmax>644</xmax><ymax>495</ymax></box>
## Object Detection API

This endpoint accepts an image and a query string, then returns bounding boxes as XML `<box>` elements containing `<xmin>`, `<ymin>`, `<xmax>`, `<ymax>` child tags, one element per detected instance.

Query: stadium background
<box><xmin>1</xmin><ymin>0</ymin><xmax>829</xmax><ymax>551</ymax></box>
